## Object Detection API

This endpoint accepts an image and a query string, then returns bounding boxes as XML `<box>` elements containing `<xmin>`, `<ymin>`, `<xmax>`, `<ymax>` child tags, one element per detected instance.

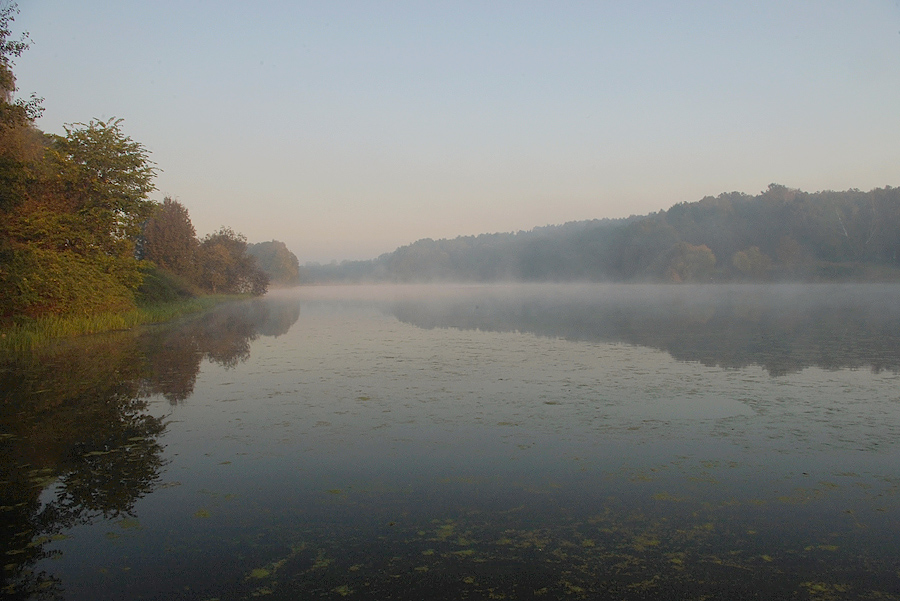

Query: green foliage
<box><xmin>140</xmin><ymin>197</ymin><xmax>198</xmax><ymax>279</ymax></box>
<box><xmin>46</xmin><ymin>118</ymin><xmax>156</xmax><ymax>246</ymax></box>
<box><xmin>0</xmin><ymin>2</ymin><xmax>42</xmax><ymax>125</ymax></box>
<box><xmin>3</xmin><ymin>246</ymin><xmax>135</xmax><ymax>318</ymax></box>
<box><xmin>139</xmin><ymin>202</ymin><xmax>269</xmax><ymax>298</ymax></box>
<box><xmin>0</xmin><ymin>2</ymin><xmax>42</xmax><ymax>235</ymax></box>
<box><xmin>0</xmin><ymin>4</ymin><xmax>268</xmax><ymax>339</ymax></box>
<box><xmin>135</xmin><ymin>264</ymin><xmax>198</xmax><ymax>305</ymax></box>
<box><xmin>197</xmin><ymin>227</ymin><xmax>268</xmax><ymax>295</ymax></box>
<box><xmin>246</xmin><ymin>240</ymin><xmax>300</xmax><ymax>286</ymax></box>
<box><xmin>306</xmin><ymin>186</ymin><xmax>900</xmax><ymax>284</ymax></box>
<box><xmin>0</xmin><ymin>117</ymin><xmax>159</xmax><ymax>320</ymax></box>
<box><xmin>732</xmin><ymin>246</ymin><xmax>772</xmax><ymax>280</ymax></box>
<box><xmin>0</xmin><ymin>122</ymin><xmax>40</xmax><ymax>215</ymax></box>
<box><xmin>0</xmin><ymin>296</ymin><xmax>231</xmax><ymax>352</ymax></box>
<box><xmin>657</xmin><ymin>242</ymin><xmax>716</xmax><ymax>282</ymax></box>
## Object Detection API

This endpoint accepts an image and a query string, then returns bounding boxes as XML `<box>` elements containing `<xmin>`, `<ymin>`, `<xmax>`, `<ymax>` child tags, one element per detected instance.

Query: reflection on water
<box><xmin>2</xmin><ymin>285</ymin><xmax>900</xmax><ymax>600</ymax></box>
<box><xmin>384</xmin><ymin>283</ymin><xmax>900</xmax><ymax>376</ymax></box>
<box><xmin>0</xmin><ymin>298</ymin><xmax>299</xmax><ymax>598</ymax></box>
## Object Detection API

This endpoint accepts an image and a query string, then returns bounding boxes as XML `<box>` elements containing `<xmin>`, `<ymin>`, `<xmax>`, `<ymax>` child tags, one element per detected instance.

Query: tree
<box><xmin>141</xmin><ymin>197</ymin><xmax>198</xmax><ymax>280</ymax></box>
<box><xmin>0</xmin><ymin>2</ymin><xmax>42</xmax><ymax>128</ymax></box>
<box><xmin>732</xmin><ymin>246</ymin><xmax>772</xmax><ymax>280</ymax></box>
<box><xmin>246</xmin><ymin>240</ymin><xmax>301</xmax><ymax>286</ymax></box>
<box><xmin>45</xmin><ymin>118</ymin><xmax>156</xmax><ymax>249</ymax></box>
<box><xmin>0</xmin><ymin>2</ymin><xmax>44</xmax><ymax>319</ymax></box>
<box><xmin>197</xmin><ymin>227</ymin><xmax>268</xmax><ymax>295</ymax></box>
<box><xmin>1</xmin><ymin>119</ymin><xmax>157</xmax><ymax>318</ymax></box>
<box><xmin>659</xmin><ymin>242</ymin><xmax>716</xmax><ymax>282</ymax></box>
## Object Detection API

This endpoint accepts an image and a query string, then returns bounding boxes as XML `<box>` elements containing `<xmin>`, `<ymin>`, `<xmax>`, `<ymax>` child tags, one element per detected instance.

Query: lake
<box><xmin>2</xmin><ymin>284</ymin><xmax>900</xmax><ymax>600</ymax></box>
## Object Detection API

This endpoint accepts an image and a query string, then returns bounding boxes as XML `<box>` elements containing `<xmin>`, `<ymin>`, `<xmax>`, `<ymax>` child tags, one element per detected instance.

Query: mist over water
<box><xmin>298</xmin><ymin>283</ymin><xmax>900</xmax><ymax>375</ymax></box>
<box><xmin>3</xmin><ymin>284</ymin><xmax>900</xmax><ymax>600</ymax></box>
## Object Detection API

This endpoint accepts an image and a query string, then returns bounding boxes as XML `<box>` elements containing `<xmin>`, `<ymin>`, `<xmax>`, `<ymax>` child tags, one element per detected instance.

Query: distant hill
<box><xmin>247</xmin><ymin>241</ymin><xmax>301</xmax><ymax>287</ymax></box>
<box><xmin>302</xmin><ymin>185</ymin><xmax>900</xmax><ymax>283</ymax></box>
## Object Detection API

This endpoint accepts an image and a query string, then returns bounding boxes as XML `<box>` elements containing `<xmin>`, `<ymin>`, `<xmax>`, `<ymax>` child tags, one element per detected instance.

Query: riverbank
<box><xmin>0</xmin><ymin>295</ymin><xmax>247</xmax><ymax>353</ymax></box>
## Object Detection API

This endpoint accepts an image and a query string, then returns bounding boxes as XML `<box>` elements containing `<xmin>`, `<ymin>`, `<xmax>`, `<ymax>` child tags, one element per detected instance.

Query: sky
<box><xmin>8</xmin><ymin>1</ymin><xmax>900</xmax><ymax>262</ymax></box>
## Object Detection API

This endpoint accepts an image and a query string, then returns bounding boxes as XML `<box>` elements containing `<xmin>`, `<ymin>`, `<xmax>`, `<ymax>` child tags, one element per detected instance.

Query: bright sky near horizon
<box><xmin>9</xmin><ymin>1</ymin><xmax>900</xmax><ymax>262</ymax></box>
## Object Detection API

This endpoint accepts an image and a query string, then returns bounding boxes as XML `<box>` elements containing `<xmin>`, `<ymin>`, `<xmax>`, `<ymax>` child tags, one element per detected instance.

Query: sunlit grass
<box><xmin>0</xmin><ymin>295</ymin><xmax>246</xmax><ymax>353</ymax></box>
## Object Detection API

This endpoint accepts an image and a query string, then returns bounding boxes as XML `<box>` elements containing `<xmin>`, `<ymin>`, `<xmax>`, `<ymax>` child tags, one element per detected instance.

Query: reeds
<box><xmin>0</xmin><ymin>296</ymin><xmax>243</xmax><ymax>353</ymax></box>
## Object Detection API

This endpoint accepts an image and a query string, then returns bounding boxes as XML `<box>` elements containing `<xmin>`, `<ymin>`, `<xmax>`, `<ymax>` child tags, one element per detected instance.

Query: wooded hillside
<box><xmin>304</xmin><ymin>184</ymin><xmax>900</xmax><ymax>283</ymax></box>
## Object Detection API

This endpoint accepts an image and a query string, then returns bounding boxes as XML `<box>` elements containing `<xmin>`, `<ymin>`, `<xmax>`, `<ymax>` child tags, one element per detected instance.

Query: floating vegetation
<box><xmin>801</xmin><ymin>581</ymin><xmax>852</xmax><ymax>600</ymax></box>
<box><xmin>192</xmin><ymin>488</ymin><xmax>898</xmax><ymax>601</ymax></box>
<box><xmin>5</xmin><ymin>288</ymin><xmax>900</xmax><ymax>600</ymax></box>
<box><xmin>116</xmin><ymin>517</ymin><xmax>141</xmax><ymax>530</ymax></box>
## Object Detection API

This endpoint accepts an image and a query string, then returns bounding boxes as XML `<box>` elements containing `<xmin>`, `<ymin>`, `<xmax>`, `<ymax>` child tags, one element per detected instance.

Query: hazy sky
<box><xmin>10</xmin><ymin>1</ymin><xmax>900</xmax><ymax>262</ymax></box>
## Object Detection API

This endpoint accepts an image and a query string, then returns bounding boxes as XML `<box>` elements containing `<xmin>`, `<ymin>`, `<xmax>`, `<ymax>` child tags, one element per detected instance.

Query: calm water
<box><xmin>2</xmin><ymin>284</ymin><xmax>900</xmax><ymax>600</ymax></box>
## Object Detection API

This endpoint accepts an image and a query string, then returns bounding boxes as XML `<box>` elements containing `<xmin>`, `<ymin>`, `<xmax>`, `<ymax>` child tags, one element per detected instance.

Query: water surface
<box><xmin>3</xmin><ymin>284</ymin><xmax>900</xmax><ymax>600</ymax></box>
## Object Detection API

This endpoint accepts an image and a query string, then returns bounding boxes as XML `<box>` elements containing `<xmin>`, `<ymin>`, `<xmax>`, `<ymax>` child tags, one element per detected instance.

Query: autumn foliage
<box><xmin>0</xmin><ymin>6</ymin><xmax>266</xmax><ymax>323</ymax></box>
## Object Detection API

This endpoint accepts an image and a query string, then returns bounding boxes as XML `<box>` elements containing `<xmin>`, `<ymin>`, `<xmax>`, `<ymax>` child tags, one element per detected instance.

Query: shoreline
<box><xmin>0</xmin><ymin>294</ymin><xmax>250</xmax><ymax>353</ymax></box>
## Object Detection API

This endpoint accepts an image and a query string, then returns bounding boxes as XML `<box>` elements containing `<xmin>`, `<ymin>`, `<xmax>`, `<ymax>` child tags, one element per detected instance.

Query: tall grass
<box><xmin>0</xmin><ymin>296</ymin><xmax>244</xmax><ymax>353</ymax></box>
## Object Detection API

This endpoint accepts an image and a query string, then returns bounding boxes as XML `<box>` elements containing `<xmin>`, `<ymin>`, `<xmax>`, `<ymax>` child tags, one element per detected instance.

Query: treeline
<box><xmin>305</xmin><ymin>184</ymin><xmax>900</xmax><ymax>283</ymax></box>
<box><xmin>247</xmin><ymin>240</ymin><xmax>301</xmax><ymax>287</ymax></box>
<box><xmin>0</xmin><ymin>5</ymin><xmax>271</xmax><ymax>323</ymax></box>
<box><xmin>140</xmin><ymin>201</ymin><xmax>303</xmax><ymax>297</ymax></box>
<box><xmin>138</xmin><ymin>198</ymin><xmax>268</xmax><ymax>301</ymax></box>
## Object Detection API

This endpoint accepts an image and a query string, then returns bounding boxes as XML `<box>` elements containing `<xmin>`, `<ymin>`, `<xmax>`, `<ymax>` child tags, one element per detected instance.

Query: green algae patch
<box><xmin>311</xmin><ymin>552</ymin><xmax>332</xmax><ymax>570</ymax></box>
<box><xmin>561</xmin><ymin>579</ymin><xmax>586</xmax><ymax>595</ymax></box>
<box><xmin>805</xmin><ymin>544</ymin><xmax>839</xmax><ymax>552</ymax></box>
<box><xmin>249</xmin><ymin>586</ymin><xmax>273</xmax><ymax>596</ymax></box>
<box><xmin>629</xmin><ymin>535</ymin><xmax>661</xmax><ymax>551</ymax></box>
<box><xmin>801</xmin><ymin>581</ymin><xmax>851</xmax><ymax>600</ymax></box>
<box><xmin>435</xmin><ymin>521</ymin><xmax>456</xmax><ymax>540</ymax></box>
<box><xmin>652</xmin><ymin>491</ymin><xmax>687</xmax><ymax>502</ymax></box>
<box><xmin>116</xmin><ymin>517</ymin><xmax>141</xmax><ymax>530</ymax></box>
<box><xmin>193</xmin><ymin>508</ymin><xmax>212</xmax><ymax>518</ymax></box>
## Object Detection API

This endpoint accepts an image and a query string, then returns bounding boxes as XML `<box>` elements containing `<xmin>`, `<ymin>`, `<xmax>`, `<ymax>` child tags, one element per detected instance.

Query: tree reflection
<box><xmin>0</xmin><ymin>297</ymin><xmax>300</xmax><ymax>598</ymax></box>
<box><xmin>388</xmin><ymin>284</ymin><xmax>900</xmax><ymax>376</ymax></box>
<box><xmin>141</xmin><ymin>297</ymin><xmax>301</xmax><ymax>403</ymax></box>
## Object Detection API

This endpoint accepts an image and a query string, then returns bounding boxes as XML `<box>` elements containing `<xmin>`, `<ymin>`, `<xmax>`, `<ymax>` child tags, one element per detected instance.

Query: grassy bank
<box><xmin>0</xmin><ymin>295</ymin><xmax>244</xmax><ymax>353</ymax></box>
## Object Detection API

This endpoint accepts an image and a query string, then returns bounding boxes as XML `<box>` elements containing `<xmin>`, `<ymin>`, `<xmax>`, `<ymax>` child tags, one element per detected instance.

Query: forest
<box><xmin>0</xmin><ymin>5</ymin><xmax>281</xmax><ymax>325</ymax></box>
<box><xmin>5</xmin><ymin>1</ymin><xmax>900</xmax><ymax>324</ymax></box>
<box><xmin>305</xmin><ymin>184</ymin><xmax>900</xmax><ymax>284</ymax></box>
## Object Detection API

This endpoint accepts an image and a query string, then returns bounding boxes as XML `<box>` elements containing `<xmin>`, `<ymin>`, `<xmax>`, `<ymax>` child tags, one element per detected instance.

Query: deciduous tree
<box><xmin>1</xmin><ymin>119</ymin><xmax>157</xmax><ymax>318</ymax></box>
<box><xmin>197</xmin><ymin>227</ymin><xmax>268</xmax><ymax>295</ymax></box>
<box><xmin>246</xmin><ymin>240</ymin><xmax>300</xmax><ymax>286</ymax></box>
<box><xmin>141</xmin><ymin>197</ymin><xmax>198</xmax><ymax>280</ymax></box>
<box><xmin>732</xmin><ymin>246</ymin><xmax>772</xmax><ymax>280</ymax></box>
